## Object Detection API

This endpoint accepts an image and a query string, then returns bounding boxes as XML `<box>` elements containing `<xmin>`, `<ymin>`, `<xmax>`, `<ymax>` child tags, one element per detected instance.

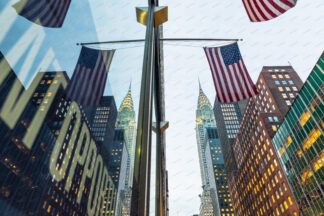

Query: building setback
<box><xmin>230</xmin><ymin>66</ymin><xmax>303</xmax><ymax>216</ymax></box>
<box><xmin>272</xmin><ymin>52</ymin><xmax>324</xmax><ymax>215</ymax></box>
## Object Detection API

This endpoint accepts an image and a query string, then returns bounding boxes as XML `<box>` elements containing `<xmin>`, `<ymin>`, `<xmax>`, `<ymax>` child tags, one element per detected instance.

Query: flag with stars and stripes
<box><xmin>204</xmin><ymin>43</ymin><xmax>258</xmax><ymax>103</ymax></box>
<box><xmin>13</xmin><ymin>0</ymin><xmax>71</xmax><ymax>28</ymax></box>
<box><xmin>66</xmin><ymin>47</ymin><xmax>115</xmax><ymax>106</ymax></box>
<box><xmin>242</xmin><ymin>0</ymin><xmax>297</xmax><ymax>22</ymax></box>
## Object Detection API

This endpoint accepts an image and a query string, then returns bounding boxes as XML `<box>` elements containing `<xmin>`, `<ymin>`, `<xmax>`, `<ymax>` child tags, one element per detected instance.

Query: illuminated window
<box><xmin>285</xmin><ymin>100</ymin><xmax>291</xmax><ymax>106</ymax></box>
<box><xmin>272</xmin><ymin>125</ymin><xmax>277</xmax><ymax>132</ymax></box>
<box><xmin>312</xmin><ymin>151</ymin><xmax>324</xmax><ymax>172</ymax></box>
<box><xmin>297</xmin><ymin>149</ymin><xmax>302</xmax><ymax>158</ymax></box>
<box><xmin>302</xmin><ymin>128</ymin><xmax>321</xmax><ymax>151</ymax></box>
<box><xmin>278</xmin><ymin>87</ymin><xmax>284</xmax><ymax>92</ymax></box>
<box><xmin>299</xmin><ymin>110</ymin><xmax>311</xmax><ymax>126</ymax></box>
<box><xmin>278</xmin><ymin>74</ymin><xmax>283</xmax><ymax>79</ymax></box>
<box><xmin>282</xmin><ymin>93</ymin><xmax>287</xmax><ymax>99</ymax></box>
<box><xmin>292</xmin><ymin>86</ymin><xmax>298</xmax><ymax>91</ymax></box>
<box><xmin>300</xmin><ymin>168</ymin><xmax>312</xmax><ymax>183</ymax></box>
<box><xmin>288</xmin><ymin>196</ymin><xmax>293</xmax><ymax>205</ymax></box>
<box><xmin>285</xmin><ymin>136</ymin><xmax>292</xmax><ymax>148</ymax></box>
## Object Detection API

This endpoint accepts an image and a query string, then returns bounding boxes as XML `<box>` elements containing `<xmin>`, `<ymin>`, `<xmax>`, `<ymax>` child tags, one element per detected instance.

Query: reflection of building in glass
<box><xmin>0</xmin><ymin>53</ymin><xmax>117</xmax><ymax>216</ymax></box>
<box><xmin>204</xmin><ymin>127</ymin><xmax>234</xmax><ymax>216</ymax></box>
<box><xmin>230</xmin><ymin>66</ymin><xmax>303</xmax><ymax>216</ymax></box>
<box><xmin>105</xmin><ymin>129</ymin><xmax>129</xmax><ymax>216</ymax></box>
<box><xmin>272</xmin><ymin>53</ymin><xmax>324</xmax><ymax>215</ymax></box>
<box><xmin>115</xmin><ymin>84</ymin><xmax>136</xmax><ymax>215</ymax></box>
<box><xmin>0</xmin><ymin>53</ymin><xmax>57</xmax><ymax>215</ymax></box>
<box><xmin>83</xmin><ymin>96</ymin><xmax>117</xmax><ymax>154</ymax></box>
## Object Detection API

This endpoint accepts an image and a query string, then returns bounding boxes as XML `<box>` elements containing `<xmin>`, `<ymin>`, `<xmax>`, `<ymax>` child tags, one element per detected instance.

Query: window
<box><xmin>292</xmin><ymin>86</ymin><xmax>298</xmax><ymax>91</ymax></box>
<box><xmin>302</xmin><ymin>128</ymin><xmax>321</xmax><ymax>151</ymax></box>
<box><xmin>300</xmin><ymin>168</ymin><xmax>312</xmax><ymax>183</ymax></box>
<box><xmin>274</xmin><ymin>116</ymin><xmax>279</xmax><ymax>122</ymax></box>
<box><xmin>288</xmin><ymin>80</ymin><xmax>294</xmax><ymax>85</ymax></box>
<box><xmin>282</xmin><ymin>93</ymin><xmax>287</xmax><ymax>99</ymax></box>
<box><xmin>312</xmin><ymin>151</ymin><xmax>324</xmax><ymax>172</ymax></box>
<box><xmin>272</xmin><ymin>74</ymin><xmax>277</xmax><ymax>79</ymax></box>
<box><xmin>282</xmin><ymin>80</ymin><xmax>287</xmax><ymax>85</ymax></box>
<box><xmin>275</xmin><ymin>80</ymin><xmax>280</xmax><ymax>85</ymax></box>
<box><xmin>285</xmin><ymin>100</ymin><xmax>291</xmax><ymax>106</ymax></box>
<box><xmin>289</xmin><ymin>93</ymin><xmax>295</xmax><ymax>98</ymax></box>
<box><xmin>278</xmin><ymin>74</ymin><xmax>283</xmax><ymax>78</ymax></box>
<box><xmin>285</xmin><ymin>87</ymin><xmax>291</xmax><ymax>91</ymax></box>
<box><xmin>272</xmin><ymin>125</ymin><xmax>277</xmax><ymax>132</ymax></box>
<box><xmin>299</xmin><ymin>110</ymin><xmax>311</xmax><ymax>126</ymax></box>
<box><xmin>285</xmin><ymin>74</ymin><xmax>290</xmax><ymax>78</ymax></box>
<box><xmin>278</xmin><ymin>87</ymin><xmax>284</xmax><ymax>92</ymax></box>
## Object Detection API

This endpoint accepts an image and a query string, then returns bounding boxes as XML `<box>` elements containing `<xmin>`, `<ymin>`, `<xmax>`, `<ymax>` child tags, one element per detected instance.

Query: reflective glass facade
<box><xmin>272</xmin><ymin>52</ymin><xmax>324</xmax><ymax>215</ymax></box>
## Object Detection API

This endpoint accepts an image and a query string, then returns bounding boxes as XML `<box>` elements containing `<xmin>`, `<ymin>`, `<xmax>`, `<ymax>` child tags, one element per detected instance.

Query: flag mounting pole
<box><xmin>76</xmin><ymin>38</ymin><xmax>242</xmax><ymax>46</ymax></box>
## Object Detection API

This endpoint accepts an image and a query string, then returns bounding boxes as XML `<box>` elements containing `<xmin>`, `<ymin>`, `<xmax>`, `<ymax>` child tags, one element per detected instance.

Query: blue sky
<box><xmin>1</xmin><ymin>0</ymin><xmax>324</xmax><ymax>215</ymax></box>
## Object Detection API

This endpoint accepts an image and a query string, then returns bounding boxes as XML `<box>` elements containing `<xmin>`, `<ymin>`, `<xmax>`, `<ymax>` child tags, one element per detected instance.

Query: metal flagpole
<box><xmin>77</xmin><ymin>38</ymin><xmax>241</xmax><ymax>46</ymax></box>
<box><xmin>130</xmin><ymin>2</ymin><xmax>155</xmax><ymax>215</ymax></box>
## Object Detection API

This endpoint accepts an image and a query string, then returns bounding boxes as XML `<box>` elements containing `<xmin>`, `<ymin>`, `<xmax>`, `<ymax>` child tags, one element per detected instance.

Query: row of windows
<box><xmin>274</xmin><ymin>80</ymin><xmax>294</xmax><ymax>85</ymax></box>
<box><xmin>278</xmin><ymin>86</ymin><xmax>298</xmax><ymax>92</ymax></box>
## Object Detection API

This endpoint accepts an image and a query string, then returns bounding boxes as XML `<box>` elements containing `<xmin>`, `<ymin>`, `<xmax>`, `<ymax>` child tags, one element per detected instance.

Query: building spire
<box><xmin>197</xmin><ymin>82</ymin><xmax>212</xmax><ymax>110</ymax></box>
<box><xmin>119</xmin><ymin>83</ymin><xmax>134</xmax><ymax>112</ymax></box>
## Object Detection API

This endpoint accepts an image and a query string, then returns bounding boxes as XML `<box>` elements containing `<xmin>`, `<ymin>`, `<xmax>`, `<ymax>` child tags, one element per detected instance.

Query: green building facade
<box><xmin>272</xmin><ymin>52</ymin><xmax>324</xmax><ymax>215</ymax></box>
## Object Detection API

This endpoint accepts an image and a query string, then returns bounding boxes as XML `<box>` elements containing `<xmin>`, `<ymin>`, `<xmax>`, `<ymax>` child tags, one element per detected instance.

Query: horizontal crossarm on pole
<box><xmin>77</xmin><ymin>38</ymin><xmax>242</xmax><ymax>46</ymax></box>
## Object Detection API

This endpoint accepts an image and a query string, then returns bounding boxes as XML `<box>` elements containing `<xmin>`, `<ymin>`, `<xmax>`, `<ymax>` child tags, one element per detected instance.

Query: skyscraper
<box><xmin>105</xmin><ymin>129</ymin><xmax>129</xmax><ymax>216</ymax></box>
<box><xmin>213</xmin><ymin>99</ymin><xmax>247</xmax><ymax>174</ymax></box>
<box><xmin>196</xmin><ymin>84</ymin><xmax>216</xmax><ymax>215</ymax></box>
<box><xmin>196</xmin><ymin>84</ymin><xmax>217</xmax><ymax>186</ymax></box>
<box><xmin>115</xmin><ymin>84</ymin><xmax>137</xmax><ymax>215</ymax></box>
<box><xmin>204</xmin><ymin>127</ymin><xmax>234</xmax><ymax>216</ymax></box>
<box><xmin>272</xmin><ymin>52</ymin><xmax>324</xmax><ymax>215</ymax></box>
<box><xmin>83</xmin><ymin>95</ymin><xmax>118</xmax><ymax>158</ymax></box>
<box><xmin>196</xmin><ymin>84</ymin><xmax>233</xmax><ymax>216</ymax></box>
<box><xmin>230</xmin><ymin>66</ymin><xmax>303</xmax><ymax>216</ymax></box>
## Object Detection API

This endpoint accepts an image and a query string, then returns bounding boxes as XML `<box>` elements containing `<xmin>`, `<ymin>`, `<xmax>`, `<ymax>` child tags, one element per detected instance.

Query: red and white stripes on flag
<box><xmin>204</xmin><ymin>43</ymin><xmax>258</xmax><ymax>103</ymax></box>
<box><xmin>242</xmin><ymin>0</ymin><xmax>297</xmax><ymax>22</ymax></box>
<box><xmin>66</xmin><ymin>47</ymin><xmax>115</xmax><ymax>106</ymax></box>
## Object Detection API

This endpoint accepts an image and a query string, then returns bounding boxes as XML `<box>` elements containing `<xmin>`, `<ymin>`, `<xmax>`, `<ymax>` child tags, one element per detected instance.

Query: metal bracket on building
<box><xmin>152</xmin><ymin>121</ymin><xmax>169</xmax><ymax>134</ymax></box>
<box><xmin>136</xmin><ymin>6</ymin><xmax>168</xmax><ymax>27</ymax></box>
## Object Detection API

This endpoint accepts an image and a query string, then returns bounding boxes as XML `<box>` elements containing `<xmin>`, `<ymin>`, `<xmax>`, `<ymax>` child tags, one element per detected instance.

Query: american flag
<box><xmin>204</xmin><ymin>43</ymin><xmax>258</xmax><ymax>103</ymax></box>
<box><xmin>242</xmin><ymin>0</ymin><xmax>297</xmax><ymax>22</ymax></box>
<box><xmin>66</xmin><ymin>47</ymin><xmax>115</xmax><ymax>106</ymax></box>
<box><xmin>13</xmin><ymin>0</ymin><xmax>71</xmax><ymax>28</ymax></box>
